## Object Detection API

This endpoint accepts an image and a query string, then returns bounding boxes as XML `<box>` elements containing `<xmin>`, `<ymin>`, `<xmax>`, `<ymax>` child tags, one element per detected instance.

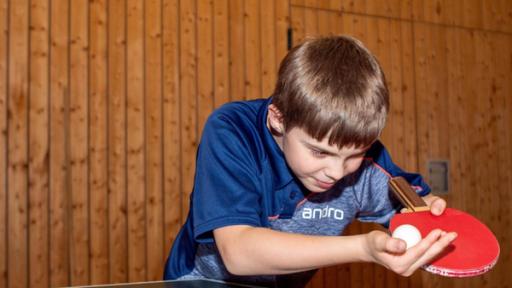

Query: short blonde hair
<box><xmin>272</xmin><ymin>35</ymin><xmax>389</xmax><ymax>148</ymax></box>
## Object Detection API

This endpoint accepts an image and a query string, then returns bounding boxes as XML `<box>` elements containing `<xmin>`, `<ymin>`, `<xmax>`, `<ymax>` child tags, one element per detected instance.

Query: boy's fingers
<box><xmin>407</xmin><ymin>231</ymin><xmax>458</xmax><ymax>273</ymax></box>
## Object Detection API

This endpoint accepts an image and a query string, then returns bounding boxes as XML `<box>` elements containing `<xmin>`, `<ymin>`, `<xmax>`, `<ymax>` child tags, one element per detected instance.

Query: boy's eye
<box><xmin>310</xmin><ymin>149</ymin><xmax>326</xmax><ymax>157</ymax></box>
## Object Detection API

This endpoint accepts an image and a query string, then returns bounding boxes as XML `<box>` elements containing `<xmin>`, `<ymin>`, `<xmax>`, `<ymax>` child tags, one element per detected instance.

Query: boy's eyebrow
<box><xmin>302</xmin><ymin>141</ymin><xmax>338</xmax><ymax>155</ymax></box>
<box><xmin>303</xmin><ymin>140</ymin><xmax>371</xmax><ymax>156</ymax></box>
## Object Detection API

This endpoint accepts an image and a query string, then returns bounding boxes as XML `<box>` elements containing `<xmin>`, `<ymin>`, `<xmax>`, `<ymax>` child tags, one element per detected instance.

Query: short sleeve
<box><xmin>192</xmin><ymin>113</ymin><xmax>265</xmax><ymax>242</ymax></box>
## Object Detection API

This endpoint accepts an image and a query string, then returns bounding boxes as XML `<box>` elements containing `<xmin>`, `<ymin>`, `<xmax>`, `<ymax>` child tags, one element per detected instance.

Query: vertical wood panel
<box><xmin>8</xmin><ymin>1</ymin><xmax>29</xmax><ymax>288</ymax></box>
<box><xmin>49</xmin><ymin>0</ymin><xmax>70</xmax><ymax>286</ymax></box>
<box><xmin>126</xmin><ymin>0</ymin><xmax>147</xmax><ymax>281</ymax></box>
<box><xmin>244</xmin><ymin>0</ymin><xmax>261</xmax><ymax>100</ymax></box>
<box><xmin>28</xmin><ymin>0</ymin><xmax>49</xmax><ymax>287</ymax></box>
<box><xmin>108</xmin><ymin>0</ymin><xmax>128</xmax><ymax>283</ymax></box>
<box><xmin>0</xmin><ymin>0</ymin><xmax>7</xmax><ymax>287</ymax></box>
<box><xmin>275</xmin><ymin>0</ymin><xmax>289</xmax><ymax>71</ymax></box>
<box><xmin>213</xmin><ymin>0</ymin><xmax>230</xmax><ymax>106</ymax></box>
<box><xmin>229</xmin><ymin>0</ymin><xmax>245</xmax><ymax>101</ymax></box>
<box><xmin>260</xmin><ymin>0</ymin><xmax>276</xmax><ymax>97</ymax></box>
<box><xmin>69</xmin><ymin>0</ymin><xmax>90</xmax><ymax>285</ymax></box>
<box><xmin>162</xmin><ymin>0</ymin><xmax>180</xmax><ymax>276</ymax></box>
<box><xmin>290</xmin><ymin>6</ymin><xmax>305</xmax><ymax>45</ymax></box>
<box><xmin>197</xmin><ymin>0</ymin><xmax>214</xmax><ymax>130</ymax></box>
<box><xmin>179</xmin><ymin>0</ymin><xmax>197</xmax><ymax>229</ymax></box>
<box><xmin>145</xmin><ymin>0</ymin><xmax>164</xmax><ymax>281</ymax></box>
<box><xmin>89</xmin><ymin>0</ymin><xmax>109</xmax><ymax>283</ymax></box>
<box><xmin>161</xmin><ymin>0</ymin><xmax>180</xmax><ymax>263</ymax></box>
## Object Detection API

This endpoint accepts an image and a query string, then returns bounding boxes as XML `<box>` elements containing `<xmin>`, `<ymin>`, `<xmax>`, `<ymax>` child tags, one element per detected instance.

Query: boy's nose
<box><xmin>324</xmin><ymin>163</ymin><xmax>345</xmax><ymax>182</ymax></box>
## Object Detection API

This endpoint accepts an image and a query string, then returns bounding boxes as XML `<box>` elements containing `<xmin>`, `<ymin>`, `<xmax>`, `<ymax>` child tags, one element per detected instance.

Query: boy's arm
<box><xmin>214</xmin><ymin>224</ymin><xmax>456</xmax><ymax>277</ymax></box>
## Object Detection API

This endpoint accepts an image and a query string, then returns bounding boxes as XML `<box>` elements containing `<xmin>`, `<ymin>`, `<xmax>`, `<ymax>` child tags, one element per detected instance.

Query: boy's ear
<box><xmin>267</xmin><ymin>104</ymin><xmax>285</xmax><ymax>135</ymax></box>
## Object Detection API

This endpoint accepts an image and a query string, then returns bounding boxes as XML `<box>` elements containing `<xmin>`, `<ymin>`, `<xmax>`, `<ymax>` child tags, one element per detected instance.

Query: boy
<box><xmin>164</xmin><ymin>36</ymin><xmax>456</xmax><ymax>287</ymax></box>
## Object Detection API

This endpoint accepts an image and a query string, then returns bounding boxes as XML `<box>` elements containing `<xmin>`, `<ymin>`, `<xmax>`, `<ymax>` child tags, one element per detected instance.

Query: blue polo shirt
<box><xmin>164</xmin><ymin>97</ymin><xmax>430</xmax><ymax>286</ymax></box>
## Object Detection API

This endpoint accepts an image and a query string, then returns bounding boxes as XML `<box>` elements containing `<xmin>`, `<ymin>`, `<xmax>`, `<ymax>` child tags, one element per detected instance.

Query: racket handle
<box><xmin>389</xmin><ymin>177</ymin><xmax>430</xmax><ymax>212</ymax></box>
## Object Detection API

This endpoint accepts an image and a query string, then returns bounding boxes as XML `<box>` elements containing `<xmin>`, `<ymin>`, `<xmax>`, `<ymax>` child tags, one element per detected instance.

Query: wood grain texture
<box><xmin>49</xmin><ymin>0</ymin><xmax>70</xmax><ymax>286</ymax></box>
<box><xmin>89</xmin><ymin>0</ymin><xmax>109</xmax><ymax>283</ymax></box>
<box><xmin>70</xmin><ymin>0</ymin><xmax>90</xmax><ymax>285</ymax></box>
<box><xmin>28</xmin><ymin>1</ymin><xmax>50</xmax><ymax>287</ymax></box>
<box><xmin>229</xmin><ymin>0</ymin><xmax>245</xmax><ymax>101</ymax></box>
<box><xmin>162</xmin><ymin>0</ymin><xmax>181</xmax><ymax>282</ymax></box>
<box><xmin>145</xmin><ymin>0</ymin><xmax>164</xmax><ymax>281</ymax></box>
<box><xmin>127</xmin><ymin>0</ymin><xmax>147</xmax><ymax>281</ymax></box>
<box><xmin>244</xmin><ymin>0</ymin><xmax>261</xmax><ymax>100</ymax></box>
<box><xmin>0</xmin><ymin>0</ymin><xmax>8</xmax><ymax>286</ymax></box>
<box><xmin>179</xmin><ymin>0</ymin><xmax>197</xmax><ymax>227</ymax></box>
<box><xmin>213</xmin><ymin>0</ymin><xmax>230</xmax><ymax>107</ymax></box>
<box><xmin>8</xmin><ymin>1</ymin><xmax>29</xmax><ymax>288</ymax></box>
<box><xmin>197</xmin><ymin>0</ymin><xmax>214</xmax><ymax>130</ymax></box>
<box><xmin>108</xmin><ymin>0</ymin><xmax>128</xmax><ymax>283</ymax></box>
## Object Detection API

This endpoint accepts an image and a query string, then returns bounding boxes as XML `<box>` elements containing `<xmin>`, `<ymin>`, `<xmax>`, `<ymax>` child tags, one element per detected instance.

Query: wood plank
<box><xmin>197</xmin><ymin>0</ymin><xmax>214</xmax><ymax>129</ymax></box>
<box><xmin>304</xmin><ymin>7</ymin><xmax>318</xmax><ymax>38</ymax></box>
<box><xmin>290</xmin><ymin>6</ymin><xmax>305</xmax><ymax>46</ymax></box>
<box><xmin>484</xmin><ymin>0</ymin><xmax>506</xmax><ymax>30</ymax></box>
<box><xmin>244</xmin><ymin>0</ymin><xmax>261</xmax><ymax>100</ymax></box>
<box><xmin>340</xmin><ymin>0</ymin><xmax>366</xmax><ymax>14</ymax></box>
<box><xmin>213</xmin><ymin>0</ymin><xmax>230</xmax><ymax>107</ymax></box>
<box><xmin>162</xmin><ymin>0</ymin><xmax>181</xmax><ymax>271</ymax></box>
<box><xmin>365</xmin><ymin>0</ymin><xmax>402</xmax><ymax>19</ymax></box>
<box><xmin>8</xmin><ymin>1</ymin><xmax>29</xmax><ymax>287</ymax></box>
<box><xmin>179</xmin><ymin>0</ymin><xmax>197</xmax><ymax>229</ymax></box>
<box><xmin>127</xmin><ymin>0</ymin><xmax>147</xmax><ymax>281</ymax></box>
<box><xmin>260</xmin><ymin>0</ymin><xmax>276</xmax><ymax>97</ymax></box>
<box><xmin>317</xmin><ymin>9</ymin><xmax>330</xmax><ymax>36</ymax></box>
<box><xmin>28</xmin><ymin>1</ymin><xmax>50</xmax><ymax>287</ymax></box>
<box><xmin>49</xmin><ymin>0</ymin><xmax>70</xmax><ymax>285</ymax></box>
<box><xmin>145</xmin><ymin>0</ymin><xmax>164</xmax><ymax>281</ymax></box>
<box><xmin>69</xmin><ymin>0</ymin><xmax>90</xmax><ymax>285</ymax></box>
<box><xmin>108</xmin><ymin>0</ymin><xmax>128</xmax><ymax>283</ymax></box>
<box><xmin>0</xmin><ymin>0</ymin><xmax>8</xmax><ymax>285</ymax></box>
<box><xmin>229</xmin><ymin>0</ymin><xmax>245</xmax><ymax>101</ymax></box>
<box><xmin>89</xmin><ymin>0</ymin><xmax>109</xmax><ymax>283</ymax></box>
<box><xmin>462</xmin><ymin>0</ymin><xmax>482</xmax><ymax>29</ymax></box>
<box><xmin>275</xmin><ymin>0</ymin><xmax>289</xmax><ymax>68</ymax></box>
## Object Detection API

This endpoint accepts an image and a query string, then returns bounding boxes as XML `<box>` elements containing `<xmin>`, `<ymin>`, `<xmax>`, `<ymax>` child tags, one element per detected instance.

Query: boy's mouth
<box><xmin>315</xmin><ymin>179</ymin><xmax>335</xmax><ymax>190</ymax></box>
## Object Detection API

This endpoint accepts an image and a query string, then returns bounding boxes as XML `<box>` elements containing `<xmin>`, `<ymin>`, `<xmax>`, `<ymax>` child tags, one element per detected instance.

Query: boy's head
<box><xmin>271</xmin><ymin>35</ymin><xmax>389</xmax><ymax>149</ymax></box>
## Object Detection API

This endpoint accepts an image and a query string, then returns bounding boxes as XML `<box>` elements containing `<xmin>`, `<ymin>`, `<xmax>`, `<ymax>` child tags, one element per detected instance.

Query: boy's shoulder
<box><xmin>206</xmin><ymin>98</ymin><xmax>269</xmax><ymax>128</ymax></box>
<box><xmin>211</xmin><ymin>98</ymin><xmax>268</xmax><ymax>117</ymax></box>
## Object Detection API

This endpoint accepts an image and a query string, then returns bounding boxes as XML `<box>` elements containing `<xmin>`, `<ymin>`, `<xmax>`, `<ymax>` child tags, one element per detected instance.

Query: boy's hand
<box><xmin>364</xmin><ymin>229</ymin><xmax>457</xmax><ymax>276</ymax></box>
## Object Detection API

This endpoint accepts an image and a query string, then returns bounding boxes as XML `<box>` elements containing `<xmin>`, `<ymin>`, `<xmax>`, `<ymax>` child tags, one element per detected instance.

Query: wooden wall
<box><xmin>0</xmin><ymin>0</ymin><xmax>510</xmax><ymax>288</ymax></box>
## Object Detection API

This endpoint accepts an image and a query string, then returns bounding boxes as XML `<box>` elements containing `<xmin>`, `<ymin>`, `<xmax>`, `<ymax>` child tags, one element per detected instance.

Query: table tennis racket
<box><xmin>388</xmin><ymin>176</ymin><xmax>500</xmax><ymax>277</ymax></box>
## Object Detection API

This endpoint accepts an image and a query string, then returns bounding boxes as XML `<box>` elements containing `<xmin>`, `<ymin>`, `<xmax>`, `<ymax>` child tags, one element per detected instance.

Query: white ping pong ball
<box><xmin>392</xmin><ymin>224</ymin><xmax>422</xmax><ymax>249</ymax></box>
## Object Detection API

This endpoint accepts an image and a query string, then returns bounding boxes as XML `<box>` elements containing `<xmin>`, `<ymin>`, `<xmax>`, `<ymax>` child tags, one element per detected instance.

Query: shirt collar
<box><xmin>257</xmin><ymin>97</ymin><xmax>295</xmax><ymax>189</ymax></box>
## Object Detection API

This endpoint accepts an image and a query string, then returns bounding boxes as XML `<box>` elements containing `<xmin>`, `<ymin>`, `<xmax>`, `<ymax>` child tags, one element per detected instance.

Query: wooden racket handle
<box><xmin>389</xmin><ymin>177</ymin><xmax>430</xmax><ymax>212</ymax></box>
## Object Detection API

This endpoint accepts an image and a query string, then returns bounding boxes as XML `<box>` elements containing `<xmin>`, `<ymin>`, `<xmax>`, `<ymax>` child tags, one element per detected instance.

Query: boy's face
<box><xmin>278</xmin><ymin>127</ymin><xmax>369</xmax><ymax>192</ymax></box>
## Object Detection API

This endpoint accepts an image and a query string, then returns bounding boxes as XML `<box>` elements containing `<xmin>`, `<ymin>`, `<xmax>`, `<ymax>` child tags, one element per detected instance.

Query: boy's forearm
<box><xmin>214</xmin><ymin>225</ymin><xmax>371</xmax><ymax>276</ymax></box>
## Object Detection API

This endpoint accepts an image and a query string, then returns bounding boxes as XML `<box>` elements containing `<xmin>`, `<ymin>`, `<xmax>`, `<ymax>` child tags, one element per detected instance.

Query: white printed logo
<box><xmin>302</xmin><ymin>206</ymin><xmax>344</xmax><ymax>220</ymax></box>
